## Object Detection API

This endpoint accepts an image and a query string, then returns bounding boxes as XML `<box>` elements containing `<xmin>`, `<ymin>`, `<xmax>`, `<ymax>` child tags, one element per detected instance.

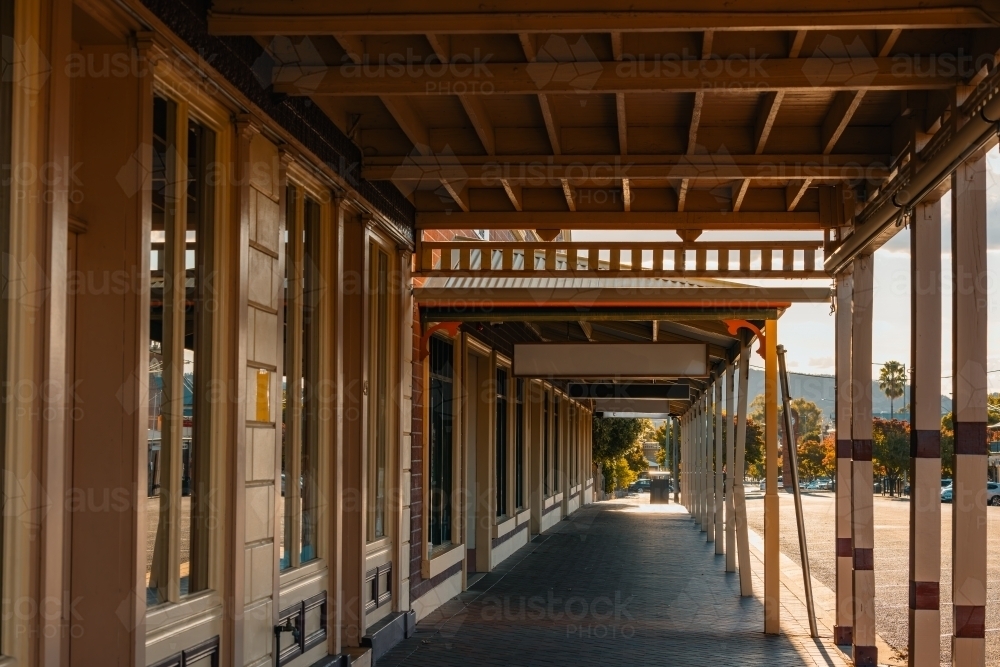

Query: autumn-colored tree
<box><xmin>873</xmin><ymin>418</ymin><xmax>910</xmax><ymax>494</ymax></box>
<box><xmin>798</xmin><ymin>432</ymin><xmax>835</xmax><ymax>481</ymax></box>
<box><xmin>941</xmin><ymin>412</ymin><xmax>955</xmax><ymax>478</ymax></box>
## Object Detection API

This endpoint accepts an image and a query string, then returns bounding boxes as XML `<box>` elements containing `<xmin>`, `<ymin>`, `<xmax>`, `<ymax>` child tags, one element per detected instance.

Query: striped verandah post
<box><xmin>908</xmin><ymin>199</ymin><xmax>942</xmax><ymax>666</ymax></box>
<box><xmin>950</xmin><ymin>154</ymin><xmax>988</xmax><ymax>665</ymax></box>
<box><xmin>725</xmin><ymin>362</ymin><xmax>736</xmax><ymax>572</ymax></box>
<box><xmin>835</xmin><ymin>270</ymin><xmax>854</xmax><ymax>646</ymax></box>
<box><xmin>714</xmin><ymin>378</ymin><xmax>724</xmax><ymax>551</ymax></box>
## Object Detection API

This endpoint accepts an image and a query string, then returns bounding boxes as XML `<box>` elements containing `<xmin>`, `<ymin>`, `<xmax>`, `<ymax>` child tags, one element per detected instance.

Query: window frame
<box><xmin>515</xmin><ymin>378</ymin><xmax>525</xmax><ymax>511</ymax></box>
<box><xmin>145</xmin><ymin>75</ymin><xmax>231</xmax><ymax>628</ymax></box>
<box><xmin>279</xmin><ymin>182</ymin><xmax>326</xmax><ymax>573</ymax></box>
<box><xmin>365</xmin><ymin>231</ymin><xmax>399</xmax><ymax>546</ymax></box>
<box><xmin>494</xmin><ymin>362</ymin><xmax>511</xmax><ymax>520</ymax></box>
<box><xmin>427</xmin><ymin>333</ymin><xmax>458</xmax><ymax>553</ymax></box>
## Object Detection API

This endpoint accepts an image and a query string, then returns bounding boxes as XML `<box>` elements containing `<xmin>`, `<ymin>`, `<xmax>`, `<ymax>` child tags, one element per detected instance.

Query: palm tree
<box><xmin>879</xmin><ymin>361</ymin><xmax>907</xmax><ymax>420</ymax></box>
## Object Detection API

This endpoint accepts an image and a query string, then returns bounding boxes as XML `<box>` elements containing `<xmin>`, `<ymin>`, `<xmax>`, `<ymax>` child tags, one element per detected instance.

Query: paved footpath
<box><xmin>380</xmin><ymin>498</ymin><xmax>846</xmax><ymax>667</ymax></box>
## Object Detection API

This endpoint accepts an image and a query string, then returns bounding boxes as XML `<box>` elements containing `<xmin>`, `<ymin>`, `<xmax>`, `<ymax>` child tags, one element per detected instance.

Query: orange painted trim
<box><xmin>723</xmin><ymin>319</ymin><xmax>766</xmax><ymax>358</ymax></box>
<box><xmin>419</xmin><ymin>321</ymin><xmax>462</xmax><ymax>361</ymax></box>
<box><xmin>415</xmin><ymin>300</ymin><xmax>793</xmax><ymax>309</ymax></box>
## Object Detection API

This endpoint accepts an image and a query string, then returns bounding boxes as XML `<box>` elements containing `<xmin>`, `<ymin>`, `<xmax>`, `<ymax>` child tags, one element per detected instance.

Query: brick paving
<box><xmin>380</xmin><ymin>497</ymin><xmax>846</xmax><ymax>666</ymax></box>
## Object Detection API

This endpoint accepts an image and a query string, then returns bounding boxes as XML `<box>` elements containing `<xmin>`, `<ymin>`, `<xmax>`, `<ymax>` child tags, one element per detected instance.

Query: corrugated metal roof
<box><xmin>420</xmin><ymin>274</ymin><xmax>746</xmax><ymax>290</ymax></box>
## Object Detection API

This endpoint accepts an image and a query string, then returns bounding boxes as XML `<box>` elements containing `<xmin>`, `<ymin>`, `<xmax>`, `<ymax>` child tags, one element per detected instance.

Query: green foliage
<box><xmin>654</xmin><ymin>422</ymin><xmax>669</xmax><ymax>467</ymax></box>
<box><xmin>989</xmin><ymin>393</ymin><xmax>1000</xmax><ymax>425</ymax></box>
<box><xmin>744</xmin><ymin>416</ymin><xmax>765</xmax><ymax>479</ymax></box>
<box><xmin>750</xmin><ymin>395</ymin><xmax>823</xmax><ymax>442</ymax></box>
<box><xmin>941</xmin><ymin>412</ymin><xmax>954</xmax><ymax>478</ymax></box>
<box><xmin>879</xmin><ymin>361</ymin><xmax>907</xmax><ymax>419</ymax></box>
<box><xmin>872</xmin><ymin>418</ymin><xmax>910</xmax><ymax>489</ymax></box>
<box><xmin>593</xmin><ymin>417</ymin><xmax>653</xmax><ymax>491</ymax></box>
<box><xmin>593</xmin><ymin>417</ymin><xmax>651</xmax><ymax>462</ymax></box>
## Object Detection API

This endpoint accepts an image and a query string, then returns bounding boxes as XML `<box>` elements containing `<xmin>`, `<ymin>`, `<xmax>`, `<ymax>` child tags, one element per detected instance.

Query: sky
<box><xmin>576</xmin><ymin>146</ymin><xmax>1000</xmax><ymax>394</ymax></box>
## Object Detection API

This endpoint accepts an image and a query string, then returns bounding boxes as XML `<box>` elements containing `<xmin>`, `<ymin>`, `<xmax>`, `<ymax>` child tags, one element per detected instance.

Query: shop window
<box><xmin>553</xmin><ymin>396</ymin><xmax>560</xmax><ymax>492</ymax></box>
<box><xmin>368</xmin><ymin>245</ymin><xmax>391</xmax><ymax>540</ymax></box>
<box><xmin>515</xmin><ymin>379</ymin><xmax>524</xmax><ymax>509</ymax></box>
<box><xmin>495</xmin><ymin>366</ymin><xmax>508</xmax><ymax>518</ymax></box>
<box><xmin>280</xmin><ymin>188</ymin><xmax>321</xmax><ymax>569</ymax></box>
<box><xmin>543</xmin><ymin>391</ymin><xmax>549</xmax><ymax>496</ymax></box>
<box><xmin>428</xmin><ymin>336</ymin><xmax>454</xmax><ymax>548</ymax></box>
<box><xmin>147</xmin><ymin>96</ymin><xmax>216</xmax><ymax>605</ymax></box>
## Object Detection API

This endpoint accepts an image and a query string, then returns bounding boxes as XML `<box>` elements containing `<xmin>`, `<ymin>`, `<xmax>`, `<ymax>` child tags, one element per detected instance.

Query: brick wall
<box><xmin>409</xmin><ymin>302</ymin><xmax>426</xmax><ymax>598</ymax></box>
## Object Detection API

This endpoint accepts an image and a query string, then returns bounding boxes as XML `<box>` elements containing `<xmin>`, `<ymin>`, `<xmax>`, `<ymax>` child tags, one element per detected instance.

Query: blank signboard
<box><xmin>513</xmin><ymin>343</ymin><xmax>708</xmax><ymax>378</ymax></box>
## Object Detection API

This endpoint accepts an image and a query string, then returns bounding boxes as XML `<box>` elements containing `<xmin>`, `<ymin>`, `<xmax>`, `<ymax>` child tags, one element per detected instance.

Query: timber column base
<box><xmin>763</xmin><ymin>492</ymin><xmax>780</xmax><ymax>634</ymax></box>
<box><xmin>908</xmin><ymin>607</ymin><xmax>940</xmax><ymax>667</ymax></box>
<box><xmin>852</xmin><ymin>645</ymin><xmax>877</xmax><ymax>666</ymax></box>
<box><xmin>834</xmin><ymin>625</ymin><xmax>852</xmax><ymax>646</ymax></box>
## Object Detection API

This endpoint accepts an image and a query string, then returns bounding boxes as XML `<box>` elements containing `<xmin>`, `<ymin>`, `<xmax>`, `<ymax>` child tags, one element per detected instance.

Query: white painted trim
<box><xmin>421</xmin><ymin>543</ymin><xmax>465</xmax><ymax>580</ymax></box>
<box><xmin>492</xmin><ymin>515</ymin><xmax>517</xmax><ymax>539</ymax></box>
<box><xmin>516</xmin><ymin>508</ymin><xmax>531</xmax><ymax>526</ymax></box>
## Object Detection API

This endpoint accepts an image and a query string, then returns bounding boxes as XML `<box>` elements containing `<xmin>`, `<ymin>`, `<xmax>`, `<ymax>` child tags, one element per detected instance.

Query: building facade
<box><xmin>0</xmin><ymin>1</ymin><xmax>594</xmax><ymax>665</ymax></box>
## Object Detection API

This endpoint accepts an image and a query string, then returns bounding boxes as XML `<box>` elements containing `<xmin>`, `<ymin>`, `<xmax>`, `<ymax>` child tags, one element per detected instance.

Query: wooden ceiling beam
<box><xmin>821</xmin><ymin>90</ymin><xmax>866</xmax><ymax>154</ymax></box>
<box><xmin>458</xmin><ymin>94</ymin><xmax>496</xmax><ymax>155</ymax></box>
<box><xmin>676</xmin><ymin>179</ymin><xmax>690</xmax><ymax>212</ymax></box>
<box><xmin>819</xmin><ymin>28</ymin><xmax>901</xmax><ymax>153</ymax></box>
<box><xmin>501</xmin><ymin>180</ymin><xmax>523</xmax><ymax>211</ymax></box>
<box><xmin>616</xmin><ymin>92</ymin><xmax>628</xmax><ymax>155</ymax></box>
<box><xmin>754</xmin><ymin>91</ymin><xmax>784</xmax><ymax>154</ymax></box>
<box><xmin>416</xmin><ymin>210</ymin><xmax>822</xmax><ymax>230</ymax></box>
<box><xmin>209</xmin><ymin>6</ymin><xmax>997</xmax><ymax>35</ymax></box>
<box><xmin>439</xmin><ymin>180</ymin><xmax>470</xmax><ymax>212</ymax></box>
<box><xmin>425</xmin><ymin>33</ymin><xmax>451</xmax><ymax>62</ymax></box>
<box><xmin>785</xmin><ymin>179</ymin><xmax>811</xmax><ymax>211</ymax></box>
<box><xmin>687</xmin><ymin>91</ymin><xmax>704</xmax><ymax>154</ymax></box>
<box><xmin>701</xmin><ymin>30</ymin><xmax>715</xmax><ymax>60</ymax></box>
<box><xmin>733</xmin><ymin>178</ymin><xmax>751</xmax><ymax>212</ymax></box>
<box><xmin>370</xmin><ymin>159</ymin><xmax>890</xmax><ymax>183</ymax></box>
<box><xmin>561</xmin><ymin>179</ymin><xmax>577</xmax><ymax>211</ymax></box>
<box><xmin>277</xmin><ymin>58</ymin><xmax>957</xmax><ymax>95</ymax></box>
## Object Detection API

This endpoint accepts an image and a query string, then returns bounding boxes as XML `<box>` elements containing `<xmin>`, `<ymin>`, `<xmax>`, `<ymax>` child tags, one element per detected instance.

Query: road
<box><xmin>744</xmin><ymin>486</ymin><xmax>1000</xmax><ymax>665</ymax></box>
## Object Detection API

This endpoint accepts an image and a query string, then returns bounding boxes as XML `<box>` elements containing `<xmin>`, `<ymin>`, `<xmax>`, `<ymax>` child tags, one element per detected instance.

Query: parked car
<box><xmin>758</xmin><ymin>476</ymin><xmax>783</xmax><ymax>491</ymax></box>
<box><xmin>941</xmin><ymin>478</ymin><xmax>952</xmax><ymax>488</ymax></box>
<box><xmin>943</xmin><ymin>482</ymin><xmax>1000</xmax><ymax>505</ymax></box>
<box><xmin>630</xmin><ymin>478</ymin><xmax>651</xmax><ymax>493</ymax></box>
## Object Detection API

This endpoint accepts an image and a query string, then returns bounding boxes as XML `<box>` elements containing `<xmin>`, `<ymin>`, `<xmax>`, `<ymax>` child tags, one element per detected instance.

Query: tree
<box><xmin>878</xmin><ymin>361</ymin><xmax>907</xmax><ymax>420</ymax></box>
<box><xmin>988</xmin><ymin>393</ymin><xmax>1000</xmax><ymax>425</ymax></box>
<box><xmin>749</xmin><ymin>395</ymin><xmax>823</xmax><ymax>441</ymax></box>
<box><xmin>798</xmin><ymin>432</ymin><xmax>834</xmax><ymax>481</ymax></box>
<box><xmin>872</xmin><ymin>418</ymin><xmax>910</xmax><ymax>495</ymax></box>
<box><xmin>941</xmin><ymin>412</ymin><xmax>955</xmax><ymax>478</ymax></box>
<box><xmin>744</xmin><ymin>417</ymin><xmax>765</xmax><ymax>480</ymax></box>
<box><xmin>654</xmin><ymin>421</ymin><xmax>669</xmax><ymax>467</ymax></box>
<box><xmin>592</xmin><ymin>417</ymin><xmax>653</xmax><ymax>492</ymax></box>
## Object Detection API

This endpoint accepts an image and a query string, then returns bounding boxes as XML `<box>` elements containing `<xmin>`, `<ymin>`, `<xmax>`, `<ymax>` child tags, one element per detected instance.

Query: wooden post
<box><xmin>706</xmin><ymin>387</ymin><xmax>715</xmax><ymax>543</ymax></box>
<box><xmin>734</xmin><ymin>347</ymin><xmax>753</xmax><ymax>596</ymax></box>
<box><xmin>951</xmin><ymin>155</ymin><xmax>988</xmax><ymax>666</ymax></box>
<box><xmin>908</xmin><ymin>199</ymin><xmax>942</xmax><ymax>666</ymax></box>
<box><xmin>725</xmin><ymin>363</ymin><xmax>736</xmax><ymax>572</ymax></box>
<box><xmin>851</xmin><ymin>254</ymin><xmax>876</xmax><ymax>666</ymax></box>
<box><xmin>835</xmin><ymin>269</ymin><xmax>854</xmax><ymax>646</ymax></box>
<box><xmin>715</xmin><ymin>379</ymin><xmax>724</xmax><ymax>553</ymax></box>
<box><xmin>764</xmin><ymin>319</ymin><xmax>780</xmax><ymax>633</ymax></box>
<box><xmin>701</xmin><ymin>393</ymin><xmax>710</xmax><ymax>533</ymax></box>
<box><xmin>672</xmin><ymin>417</ymin><xmax>680</xmax><ymax>503</ymax></box>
